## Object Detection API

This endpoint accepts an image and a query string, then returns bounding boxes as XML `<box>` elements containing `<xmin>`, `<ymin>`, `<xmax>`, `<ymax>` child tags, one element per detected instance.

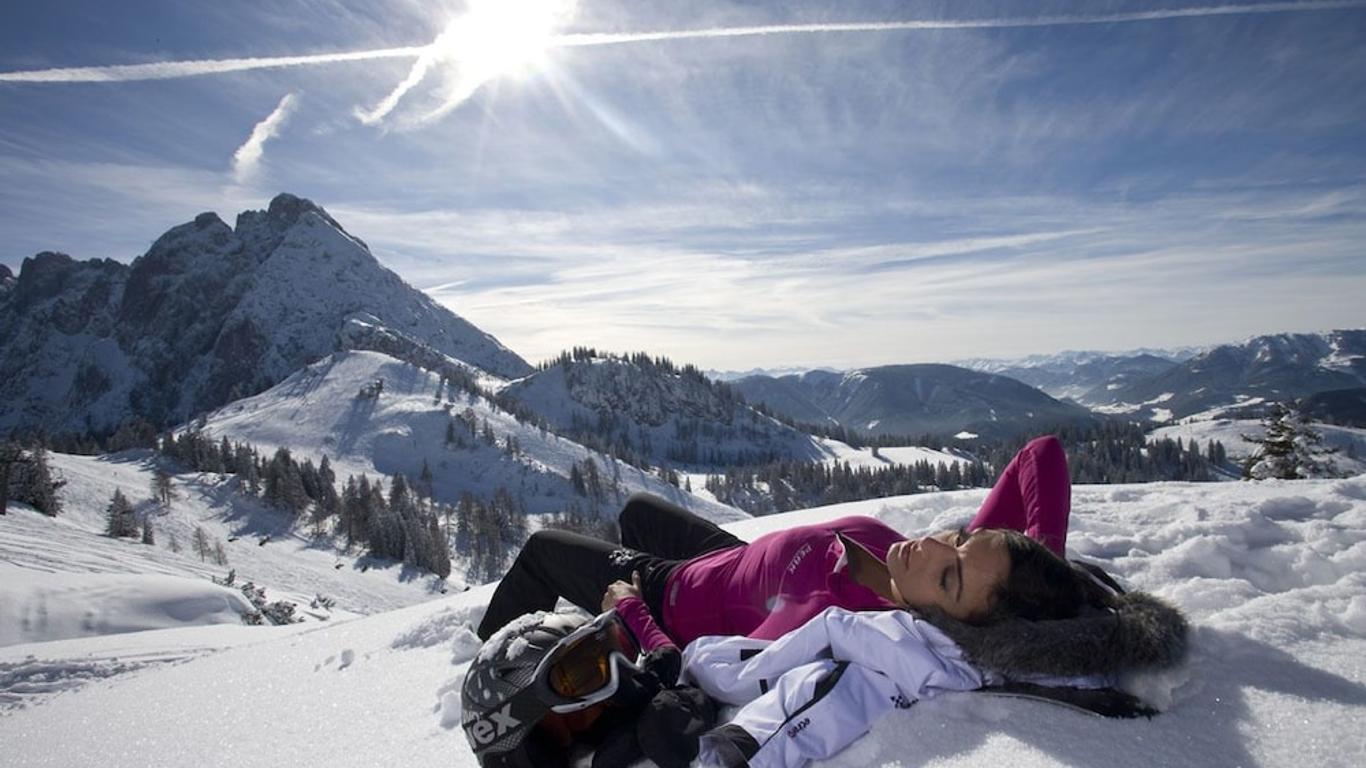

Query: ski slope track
<box><xmin>2</xmin><ymin>472</ymin><xmax>1364</xmax><ymax>766</ymax></box>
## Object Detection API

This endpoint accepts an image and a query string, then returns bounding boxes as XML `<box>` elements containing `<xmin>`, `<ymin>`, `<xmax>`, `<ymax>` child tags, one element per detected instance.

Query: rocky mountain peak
<box><xmin>234</xmin><ymin>192</ymin><xmax>360</xmax><ymax>260</ymax></box>
<box><xmin>266</xmin><ymin>192</ymin><xmax>350</xmax><ymax>237</ymax></box>
<box><xmin>0</xmin><ymin>194</ymin><xmax>531</xmax><ymax>435</ymax></box>
<box><xmin>193</xmin><ymin>211</ymin><xmax>224</xmax><ymax>229</ymax></box>
<box><xmin>16</xmin><ymin>251</ymin><xmax>80</xmax><ymax>299</ymax></box>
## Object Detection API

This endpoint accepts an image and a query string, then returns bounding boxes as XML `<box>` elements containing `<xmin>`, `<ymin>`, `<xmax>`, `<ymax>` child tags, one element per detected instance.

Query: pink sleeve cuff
<box><xmin>614</xmin><ymin>596</ymin><xmax>677</xmax><ymax>653</ymax></box>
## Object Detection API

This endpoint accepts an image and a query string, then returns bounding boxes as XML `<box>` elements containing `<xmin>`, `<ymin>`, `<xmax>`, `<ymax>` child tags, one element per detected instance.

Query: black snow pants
<box><xmin>475</xmin><ymin>493</ymin><xmax>744</xmax><ymax>641</ymax></box>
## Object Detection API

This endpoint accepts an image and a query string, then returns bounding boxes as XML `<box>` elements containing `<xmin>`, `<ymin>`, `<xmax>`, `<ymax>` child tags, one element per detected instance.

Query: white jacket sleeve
<box><xmin>696</xmin><ymin>659</ymin><xmax>911</xmax><ymax>768</ymax></box>
<box><xmin>682</xmin><ymin>608</ymin><xmax>984</xmax><ymax>768</ymax></box>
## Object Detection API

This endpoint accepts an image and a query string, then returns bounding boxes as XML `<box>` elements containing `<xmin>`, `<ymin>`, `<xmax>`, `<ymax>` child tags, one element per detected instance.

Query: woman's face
<box><xmin>886</xmin><ymin>528</ymin><xmax>1009</xmax><ymax>621</ymax></box>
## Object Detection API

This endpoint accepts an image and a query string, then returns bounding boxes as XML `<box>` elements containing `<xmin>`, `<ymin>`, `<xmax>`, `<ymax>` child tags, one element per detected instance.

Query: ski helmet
<box><xmin>462</xmin><ymin>612</ymin><xmax>578</xmax><ymax>764</ymax></box>
<box><xmin>461</xmin><ymin>610</ymin><xmax>646</xmax><ymax>767</ymax></box>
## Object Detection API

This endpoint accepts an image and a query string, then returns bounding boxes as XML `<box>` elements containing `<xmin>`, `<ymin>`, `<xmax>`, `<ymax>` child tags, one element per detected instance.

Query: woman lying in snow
<box><xmin>464</xmin><ymin>436</ymin><xmax>1189</xmax><ymax>767</ymax></box>
<box><xmin>479</xmin><ymin>435</ymin><xmax>1092</xmax><ymax>646</ymax></box>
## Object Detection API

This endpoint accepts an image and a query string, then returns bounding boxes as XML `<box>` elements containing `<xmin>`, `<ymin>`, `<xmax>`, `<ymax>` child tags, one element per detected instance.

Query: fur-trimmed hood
<box><xmin>925</xmin><ymin>591</ymin><xmax>1190</xmax><ymax>679</ymax></box>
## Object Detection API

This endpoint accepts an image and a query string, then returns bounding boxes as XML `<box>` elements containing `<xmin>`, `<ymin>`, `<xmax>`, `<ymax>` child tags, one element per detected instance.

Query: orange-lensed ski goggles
<box><xmin>532</xmin><ymin>609</ymin><xmax>644</xmax><ymax>714</ymax></box>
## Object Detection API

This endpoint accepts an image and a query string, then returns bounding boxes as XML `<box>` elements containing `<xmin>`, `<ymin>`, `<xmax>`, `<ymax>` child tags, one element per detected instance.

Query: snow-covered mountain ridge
<box><xmin>195</xmin><ymin>349</ymin><xmax>744</xmax><ymax>521</ymax></box>
<box><xmin>1096</xmin><ymin>330</ymin><xmax>1366</xmax><ymax>422</ymax></box>
<box><xmin>0</xmin><ymin>193</ymin><xmax>530</xmax><ymax>435</ymax></box>
<box><xmin>502</xmin><ymin>353</ymin><xmax>828</xmax><ymax>468</ymax></box>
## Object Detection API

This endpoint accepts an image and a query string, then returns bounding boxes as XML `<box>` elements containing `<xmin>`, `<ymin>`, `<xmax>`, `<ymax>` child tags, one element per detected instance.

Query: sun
<box><xmin>434</xmin><ymin>0</ymin><xmax>574</xmax><ymax>81</ymax></box>
<box><xmin>354</xmin><ymin>0</ymin><xmax>577</xmax><ymax>125</ymax></box>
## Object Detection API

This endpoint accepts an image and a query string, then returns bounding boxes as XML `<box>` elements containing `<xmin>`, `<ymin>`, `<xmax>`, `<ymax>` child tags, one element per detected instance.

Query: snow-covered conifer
<box><xmin>1244</xmin><ymin>404</ymin><xmax>1340</xmax><ymax>479</ymax></box>
<box><xmin>13</xmin><ymin>447</ymin><xmax>62</xmax><ymax>516</ymax></box>
<box><xmin>192</xmin><ymin>526</ymin><xmax>211</xmax><ymax>561</ymax></box>
<box><xmin>105</xmin><ymin>489</ymin><xmax>137</xmax><ymax>538</ymax></box>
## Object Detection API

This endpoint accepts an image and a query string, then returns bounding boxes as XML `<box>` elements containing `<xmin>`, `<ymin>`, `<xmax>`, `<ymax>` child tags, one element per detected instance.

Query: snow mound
<box><xmin>0</xmin><ymin>567</ymin><xmax>254</xmax><ymax>647</ymax></box>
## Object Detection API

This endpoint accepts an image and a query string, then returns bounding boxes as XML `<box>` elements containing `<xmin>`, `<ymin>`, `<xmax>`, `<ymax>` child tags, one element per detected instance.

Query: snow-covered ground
<box><xmin>3</xmin><ymin>475</ymin><xmax>1363</xmax><ymax>766</ymax></box>
<box><xmin>816</xmin><ymin>439</ymin><xmax>972</xmax><ymax>470</ymax></box>
<box><xmin>1</xmin><ymin>450</ymin><xmax>454</xmax><ymax>643</ymax></box>
<box><xmin>1093</xmin><ymin>391</ymin><xmax>1178</xmax><ymax>419</ymax></box>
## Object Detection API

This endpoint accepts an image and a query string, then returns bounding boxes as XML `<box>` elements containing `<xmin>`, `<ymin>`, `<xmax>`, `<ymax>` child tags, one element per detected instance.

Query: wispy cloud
<box><xmin>322</xmin><ymin>179</ymin><xmax>1366</xmax><ymax>367</ymax></box>
<box><xmin>231</xmin><ymin>93</ymin><xmax>299</xmax><ymax>183</ymax></box>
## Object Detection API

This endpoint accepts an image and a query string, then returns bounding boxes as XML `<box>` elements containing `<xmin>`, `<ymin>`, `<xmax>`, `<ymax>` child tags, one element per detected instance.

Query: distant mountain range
<box><xmin>731</xmin><ymin>365</ymin><xmax>1101</xmax><ymax>440</ymax></box>
<box><xmin>725</xmin><ymin>334</ymin><xmax>1366</xmax><ymax>438</ymax></box>
<box><xmin>1093</xmin><ymin>331</ymin><xmax>1366</xmax><ymax>421</ymax></box>
<box><xmin>704</xmin><ymin>365</ymin><xmax>840</xmax><ymax>382</ymax></box>
<box><xmin>957</xmin><ymin>351</ymin><xmax>1187</xmax><ymax>405</ymax></box>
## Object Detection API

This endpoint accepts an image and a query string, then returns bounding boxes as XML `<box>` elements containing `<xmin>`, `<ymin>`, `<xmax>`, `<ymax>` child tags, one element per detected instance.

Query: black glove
<box><xmin>636</xmin><ymin>685</ymin><xmax>719</xmax><ymax>768</ymax></box>
<box><xmin>642</xmin><ymin>645</ymin><xmax>682</xmax><ymax>687</ymax></box>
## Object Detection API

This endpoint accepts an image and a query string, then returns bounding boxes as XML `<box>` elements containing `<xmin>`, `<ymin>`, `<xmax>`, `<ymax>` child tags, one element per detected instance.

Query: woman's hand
<box><xmin>601</xmin><ymin>571</ymin><xmax>643</xmax><ymax>612</ymax></box>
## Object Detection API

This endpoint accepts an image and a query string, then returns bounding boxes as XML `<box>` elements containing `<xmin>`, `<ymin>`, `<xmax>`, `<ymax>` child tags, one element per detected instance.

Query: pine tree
<box><xmin>105</xmin><ymin>489</ymin><xmax>137</xmax><ymax>538</ymax></box>
<box><xmin>584</xmin><ymin>459</ymin><xmax>604</xmax><ymax>501</ymax></box>
<box><xmin>570</xmin><ymin>464</ymin><xmax>586</xmax><ymax>496</ymax></box>
<box><xmin>151</xmin><ymin>468</ymin><xmax>174</xmax><ymax>510</ymax></box>
<box><xmin>192</xmin><ymin>526</ymin><xmax>211</xmax><ymax>562</ymax></box>
<box><xmin>141</xmin><ymin>518</ymin><xmax>156</xmax><ymax>545</ymax></box>
<box><xmin>317</xmin><ymin>455</ymin><xmax>338</xmax><ymax>514</ymax></box>
<box><xmin>14</xmin><ymin>447</ymin><xmax>62</xmax><ymax>516</ymax></box>
<box><xmin>265</xmin><ymin>447</ymin><xmax>309</xmax><ymax>514</ymax></box>
<box><xmin>1244</xmin><ymin>404</ymin><xmax>1339</xmax><ymax>479</ymax></box>
<box><xmin>0</xmin><ymin>441</ymin><xmax>20</xmax><ymax>515</ymax></box>
<box><xmin>419</xmin><ymin>460</ymin><xmax>434</xmax><ymax>499</ymax></box>
<box><xmin>341</xmin><ymin>475</ymin><xmax>361</xmax><ymax>547</ymax></box>
<box><xmin>219</xmin><ymin>437</ymin><xmax>236</xmax><ymax>473</ymax></box>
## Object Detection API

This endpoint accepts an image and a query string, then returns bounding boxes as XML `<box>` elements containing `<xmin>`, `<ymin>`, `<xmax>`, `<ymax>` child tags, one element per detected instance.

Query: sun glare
<box><xmin>436</xmin><ymin>0</ymin><xmax>573</xmax><ymax>81</ymax></box>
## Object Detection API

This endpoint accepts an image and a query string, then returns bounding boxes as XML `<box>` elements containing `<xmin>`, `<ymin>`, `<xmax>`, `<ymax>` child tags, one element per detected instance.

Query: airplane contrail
<box><xmin>1</xmin><ymin>1</ymin><xmax>1361</xmax><ymax>85</ymax></box>
<box><xmin>553</xmin><ymin>1</ymin><xmax>1366</xmax><ymax>47</ymax></box>
<box><xmin>0</xmin><ymin>46</ymin><xmax>427</xmax><ymax>83</ymax></box>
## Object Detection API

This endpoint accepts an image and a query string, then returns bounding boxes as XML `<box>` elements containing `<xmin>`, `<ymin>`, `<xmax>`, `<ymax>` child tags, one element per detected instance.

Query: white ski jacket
<box><xmin>679</xmin><ymin>607</ymin><xmax>978</xmax><ymax>768</ymax></box>
<box><xmin>682</xmin><ymin>607</ymin><xmax>1112</xmax><ymax>768</ymax></box>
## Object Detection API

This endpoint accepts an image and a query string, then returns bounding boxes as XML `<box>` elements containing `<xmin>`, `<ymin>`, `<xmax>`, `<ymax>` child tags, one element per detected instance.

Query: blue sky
<box><xmin>2</xmin><ymin>0</ymin><xmax>1364</xmax><ymax>370</ymax></box>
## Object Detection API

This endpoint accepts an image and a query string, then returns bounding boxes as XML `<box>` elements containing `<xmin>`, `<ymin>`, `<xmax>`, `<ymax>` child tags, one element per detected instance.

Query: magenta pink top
<box><xmin>618</xmin><ymin>515</ymin><xmax>904</xmax><ymax>651</ymax></box>
<box><xmin>618</xmin><ymin>435</ymin><xmax>1074</xmax><ymax>652</ymax></box>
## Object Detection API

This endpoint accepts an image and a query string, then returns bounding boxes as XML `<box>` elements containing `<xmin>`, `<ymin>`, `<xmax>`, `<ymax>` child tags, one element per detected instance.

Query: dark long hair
<box><xmin>978</xmin><ymin>529</ymin><xmax>1116</xmax><ymax>624</ymax></box>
